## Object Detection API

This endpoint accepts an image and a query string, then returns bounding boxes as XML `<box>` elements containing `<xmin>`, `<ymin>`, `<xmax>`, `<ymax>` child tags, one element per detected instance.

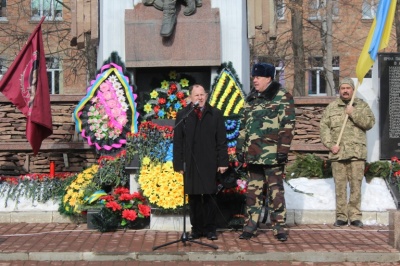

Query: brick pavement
<box><xmin>0</xmin><ymin>223</ymin><xmax>398</xmax><ymax>265</ymax></box>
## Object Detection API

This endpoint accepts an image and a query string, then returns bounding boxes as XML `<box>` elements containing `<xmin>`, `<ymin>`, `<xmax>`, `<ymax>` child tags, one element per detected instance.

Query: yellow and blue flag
<box><xmin>356</xmin><ymin>0</ymin><xmax>396</xmax><ymax>83</ymax></box>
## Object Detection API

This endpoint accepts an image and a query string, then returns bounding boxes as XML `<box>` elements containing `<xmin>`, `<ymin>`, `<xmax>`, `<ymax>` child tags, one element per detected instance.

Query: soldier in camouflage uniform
<box><xmin>236</xmin><ymin>63</ymin><xmax>295</xmax><ymax>242</ymax></box>
<box><xmin>320</xmin><ymin>77</ymin><xmax>375</xmax><ymax>228</ymax></box>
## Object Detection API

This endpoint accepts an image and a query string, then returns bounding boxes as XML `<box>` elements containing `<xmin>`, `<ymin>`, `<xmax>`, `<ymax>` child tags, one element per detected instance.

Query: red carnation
<box><xmin>158</xmin><ymin>98</ymin><xmax>166</xmax><ymax>105</ymax></box>
<box><xmin>100</xmin><ymin>195</ymin><xmax>115</xmax><ymax>202</ymax></box>
<box><xmin>154</xmin><ymin>105</ymin><xmax>160</xmax><ymax>113</ymax></box>
<box><xmin>180</xmin><ymin>99</ymin><xmax>187</xmax><ymax>107</ymax></box>
<box><xmin>122</xmin><ymin>209</ymin><xmax>137</xmax><ymax>221</ymax></box>
<box><xmin>176</xmin><ymin>91</ymin><xmax>184</xmax><ymax>99</ymax></box>
<box><xmin>119</xmin><ymin>193</ymin><xmax>135</xmax><ymax>201</ymax></box>
<box><xmin>138</xmin><ymin>204</ymin><xmax>151</xmax><ymax>217</ymax></box>
<box><xmin>114</xmin><ymin>187</ymin><xmax>130</xmax><ymax>195</ymax></box>
<box><xmin>105</xmin><ymin>201</ymin><xmax>122</xmax><ymax>211</ymax></box>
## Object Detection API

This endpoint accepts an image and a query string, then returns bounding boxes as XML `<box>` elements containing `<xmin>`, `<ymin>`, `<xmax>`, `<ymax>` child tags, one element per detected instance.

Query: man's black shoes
<box><xmin>207</xmin><ymin>232</ymin><xmax>218</xmax><ymax>240</ymax></box>
<box><xmin>333</xmin><ymin>220</ymin><xmax>348</xmax><ymax>227</ymax></box>
<box><xmin>239</xmin><ymin>231</ymin><xmax>254</xmax><ymax>240</ymax></box>
<box><xmin>350</xmin><ymin>220</ymin><xmax>363</xmax><ymax>227</ymax></box>
<box><xmin>275</xmin><ymin>232</ymin><xmax>287</xmax><ymax>242</ymax></box>
<box><xmin>188</xmin><ymin>231</ymin><xmax>202</xmax><ymax>240</ymax></box>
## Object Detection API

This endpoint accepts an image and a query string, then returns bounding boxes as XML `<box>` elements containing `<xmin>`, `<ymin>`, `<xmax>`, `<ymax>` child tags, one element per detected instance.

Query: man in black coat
<box><xmin>173</xmin><ymin>84</ymin><xmax>229</xmax><ymax>240</ymax></box>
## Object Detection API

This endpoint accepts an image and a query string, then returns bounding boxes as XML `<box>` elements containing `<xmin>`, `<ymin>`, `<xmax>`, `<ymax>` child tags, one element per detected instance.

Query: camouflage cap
<box><xmin>339</xmin><ymin>77</ymin><xmax>355</xmax><ymax>89</ymax></box>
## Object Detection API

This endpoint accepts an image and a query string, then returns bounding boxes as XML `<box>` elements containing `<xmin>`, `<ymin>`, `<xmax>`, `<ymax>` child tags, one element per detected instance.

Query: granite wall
<box><xmin>0</xmin><ymin>95</ymin><xmax>334</xmax><ymax>176</ymax></box>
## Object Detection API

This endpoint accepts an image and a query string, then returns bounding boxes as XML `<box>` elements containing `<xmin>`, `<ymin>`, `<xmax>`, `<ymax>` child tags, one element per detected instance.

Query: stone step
<box><xmin>0</xmin><ymin>209</ymin><xmax>390</xmax><ymax>231</ymax></box>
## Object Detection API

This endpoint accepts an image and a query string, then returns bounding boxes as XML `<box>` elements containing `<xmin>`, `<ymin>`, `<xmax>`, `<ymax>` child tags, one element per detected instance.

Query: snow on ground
<box><xmin>0</xmin><ymin>177</ymin><xmax>396</xmax><ymax>212</ymax></box>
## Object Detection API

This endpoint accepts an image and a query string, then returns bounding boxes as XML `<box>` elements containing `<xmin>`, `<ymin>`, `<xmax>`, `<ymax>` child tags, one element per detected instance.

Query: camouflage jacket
<box><xmin>236</xmin><ymin>81</ymin><xmax>295</xmax><ymax>165</ymax></box>
<box><xmin>319</xmin><ymin>97</ymin><xmax>375</xmax><ymax>161</ymax></box>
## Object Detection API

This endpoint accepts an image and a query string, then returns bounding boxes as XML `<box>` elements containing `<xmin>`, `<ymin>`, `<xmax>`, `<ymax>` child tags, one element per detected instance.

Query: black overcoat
<box><xmin>173</xmin><ymin>103</ymin><xmax>229</xmax><ymax>194</ymax></box>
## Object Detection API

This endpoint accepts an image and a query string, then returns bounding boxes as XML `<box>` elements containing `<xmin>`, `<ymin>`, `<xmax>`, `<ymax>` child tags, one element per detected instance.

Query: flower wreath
<box><xmin>59</xmin><ymin>164</ymin><xmax>100</xmax><ymax>215</ymax></box>
<box><xmin>209</xmin><ymin>62</ymin><xmax>246</xmax><ymax>155</ymax></box>
<box><xmin>73</xmin><ymin>63</ymin><xmax>138</xmax><ymax>152</ymax></box>
<box><xmin>127</xmin><ymin>121</ymin><xmax>185</xmax><ymax>210</ymax></box>
<box><xmin>142</xmin><ymin>70</ymin><xmax>191</xmax><ymax>120</ymax></box>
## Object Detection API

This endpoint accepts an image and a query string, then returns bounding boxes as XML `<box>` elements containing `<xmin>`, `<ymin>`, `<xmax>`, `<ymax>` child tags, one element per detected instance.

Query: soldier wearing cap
<box><xmin>236</xmin><ymin>62</ymin><xmax>295</xmax><ymax>242</ymax></box>
<box><xmin>320</xmin><ymin>77</ymin><xmax>375</xmax><ymax>228</ymax></box>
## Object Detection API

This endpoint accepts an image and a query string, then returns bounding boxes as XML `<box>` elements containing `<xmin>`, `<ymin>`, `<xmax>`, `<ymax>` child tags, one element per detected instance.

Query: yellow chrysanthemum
<box><xmin>142</xmin><ymin>156</ymin><xmax>151</xmax><ymax>165</ymax></box>
<box><xmin>150</xmin><ymin>90</ymin><xmax>159</xmax><ymax>99</ymax></box>
<box><xmin>179</xmin><ymin>78</ymin><xmax>189</xmax><ymax>87</ymax></box>
<box><xmin>169</xmin><ymin>70</ymin><xmax>177</xmax><ymax>80</ymax></box>
<box><xmin>161</xmin><ymin>80</ymin><xmax>169</xmax><ymax>89</ymax></box>
<box><xmin>138</xmin><ymin>161</ymin><xmax>184</xmax><ymax>210</ymax></box>
<box><xmin>61</xmin><ymin>164</ymin><xmax>99</xmax><ymax>214</ymax></box>
<box><xmin>144</xmin><ymin>103</ymin><xmax>153</xmax><ymax>113</ymax></box>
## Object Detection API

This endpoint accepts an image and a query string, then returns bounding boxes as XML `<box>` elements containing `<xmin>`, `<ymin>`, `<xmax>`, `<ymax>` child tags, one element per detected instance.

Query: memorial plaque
<box><xmin>379</xmin><ymin>53</ymin><xmax>400</xmax><ymax>159</ymax></box>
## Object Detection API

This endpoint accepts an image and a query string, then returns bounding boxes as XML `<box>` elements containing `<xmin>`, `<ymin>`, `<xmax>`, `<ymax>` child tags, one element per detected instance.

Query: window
<box><xmin>362</xmin><ymin>0</ymin><xmax>377</xmax><ymax>19</ymax></box>
<box><xmin>0</xmin><ymin>0</ymin><xmax>7</xmax><ymax>18</ymax></box>
<box><xmin>31</xmin><ymin>0</ymin><xmax>62</xmax><ymax>20</ymax></box>
<box><xmin>46</xmin><ymin>57</ymin><xmax>61</xmax><ymax>94</ymax></box>
<box><xmin>308</xmin><ymin>0</ymin><xmax>339</xmax><ymax>20</ymax></box>
<box><xmin>0</xmin><ymin>58</ymin><xmax>6</xmax><ymax>80</ymax></box>
<box><xmin>276</xmin><ymin>0</ymin><xmax>286</xmax><ymax>20</ymax></box>
<box><xmin>308</xmin><ymin>56</ymin><xmax>340</xmax><ymax>95</ymax></box>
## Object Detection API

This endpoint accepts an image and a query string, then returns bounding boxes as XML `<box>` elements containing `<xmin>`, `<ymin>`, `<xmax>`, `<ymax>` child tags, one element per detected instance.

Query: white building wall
<box><xmin>97</xmin><ymin>0</ymin><xmax>134</xmax><ymax>69</ymax></box>
<box><xmin>211</xmin><ymin>0</ymin><xmax>250</xmax><ymax>92</ymax></box>
<box><xmin>353</xmin><ymin>61</ymin><xmax>380</xmax><ymax>162</ymax></box>
<box><xmin>98</xmin><ymin>0</ymin><xmax>250</xmax><ymax>91</ymax></box>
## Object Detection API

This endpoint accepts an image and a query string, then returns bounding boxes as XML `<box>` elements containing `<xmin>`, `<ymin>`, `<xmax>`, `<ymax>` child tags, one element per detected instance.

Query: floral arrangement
<box><xmin>142</xmin><ymin>70</ymin><xmax>190</xmax><ymax>120</ymax></box>
<box><xmin>90</xmin><ymin>150</ymin><xmax>130</xmax><ymax>189</ymax></box>
<box><xmin>89</xmin><ymin>186</ymin><xmax>151</xmax><ymax>232</ymax></box>
<box><xmin>209</xmin><ymin>63</ymin><xmax>245</xmax><ymax>117</ymax></box>
<box><xmin>0</xmin><ymin>172</ymin><xmax>75</xmax><ymax>208</ymax></box>
<box><xmin>388</xmin><ymin>157</ymin><xmax>400</xmax><ymax>192</ymax></box>
<box><xmin>74</xmin><ymin>55</ymin><xmax>138</xmax><ymax>152</ymax></box>
<box><xmin>126</xmin><ymin>121</ymin><xmax>174</xmax><ymax>163</ymax></box>
<box><xmin>126</xmin><ymin>121</ymin><xmax>185</xmax><ymax>209</ymax></box>
<box><xmin>225</xmin><ymin>117</ymin><xmax>241</xmax><ymax>155</ymax></box>
<box><xmin>138</xmin><ymin>161</ymin><xmax>185</xmax><ymax>209</ymax></box>
<box><xmin>59</xmin><ymin>164</ymin><xmax>99</xmax><ymax>216</ymax></box>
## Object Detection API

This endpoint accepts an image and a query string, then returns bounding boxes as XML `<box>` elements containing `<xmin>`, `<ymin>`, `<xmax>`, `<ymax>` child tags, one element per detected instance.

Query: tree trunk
<box><xmin>322</xmin><ymin>0</ymin><xmax>335</xmax><ymax>96</ymax></box>
<box><xmin>291</xmin><ymin>0</ymin><xmax>306</xmax><ymax>96</ymax></box>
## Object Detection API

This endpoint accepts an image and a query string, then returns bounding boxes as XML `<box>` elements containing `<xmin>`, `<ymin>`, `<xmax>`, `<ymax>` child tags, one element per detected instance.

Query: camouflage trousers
<box><xmin>331</xmin><ymin>160</ymin><xmax>365</xmax><ymax>222</ymax></box>
<box><xmin>243</xmin><ymin>164</ymin><xmax>286</xmax><ymax>235</ymax></box>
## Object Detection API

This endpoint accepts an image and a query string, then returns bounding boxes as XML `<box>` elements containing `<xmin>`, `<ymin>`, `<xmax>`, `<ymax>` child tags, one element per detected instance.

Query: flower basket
<box><xmin>126</xmin><ymin>216</ymin><xmax>150</xmax><ymax>229</ymax></box>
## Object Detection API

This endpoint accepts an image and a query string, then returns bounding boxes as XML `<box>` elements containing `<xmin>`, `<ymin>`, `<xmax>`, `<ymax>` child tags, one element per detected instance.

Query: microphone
<box><xmin>193</xmin><ymin>101</ymin><xmax>200</xmax><ymax>109</ymax></box>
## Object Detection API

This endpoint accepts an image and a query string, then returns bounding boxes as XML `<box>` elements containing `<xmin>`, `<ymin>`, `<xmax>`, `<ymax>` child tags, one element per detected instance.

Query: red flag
<box><xmin>0</xmin><ymin>17</ymin><xmax>53</xmax><ymax>155</ymax></box>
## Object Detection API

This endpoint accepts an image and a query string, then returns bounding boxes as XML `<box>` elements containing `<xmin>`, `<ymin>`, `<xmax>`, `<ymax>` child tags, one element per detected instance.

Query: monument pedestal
<box><xmin>389</xmin><ymin>210</ymin><xmax>400</xmax><ymax>250</ymax></box>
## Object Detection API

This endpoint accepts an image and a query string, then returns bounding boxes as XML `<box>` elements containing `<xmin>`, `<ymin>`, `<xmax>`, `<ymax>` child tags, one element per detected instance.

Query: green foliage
<box><xmin>364</xmin><ymin>161</ymin><xmax>391</xmax><ymax>183</ymax></box>
<box><xmin>286</xmin><ymin>154</ymin><xmax>332</xmax><ymax>180</ymax></box>
<box><xmin>0</xmin><ymin>175</ymin><xmax>75</xmax><ymax>209</ymax></box>
<box><xmin>92</xmin><ymin>156</ymin><xmax>129</xmax><ymax>188</ymax></box>
<box><xmin>90</xmin><ymin>207</ymin><xmax>121</xmax><ymax>232</ymax></box>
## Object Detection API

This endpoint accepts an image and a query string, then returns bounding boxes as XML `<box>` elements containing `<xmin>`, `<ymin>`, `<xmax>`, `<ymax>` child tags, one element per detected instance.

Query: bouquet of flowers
<box><xmin>126</xmin><ymin>121</ymin><xmax>174</xmax><ymax>164</ymax></box>
<box><xmin>142</xmin><ymin>70</ymin><xmax>191</xmax><ymax>120</ymax></box>
<box><xmin>89</xmin><ymin>187</ymin><xmax>151</xmax><ymax>232</ymax></box>
<box><xmin>389</xmin><ymin>156</ymin><xmax>400</xmax><ymax>192</ymax></box>
<box><xmin>59</xmin><ymin>164</ymin><xmax>100</xmax><ymax>216</ymax></box>
<box><xmin>126</xmin><ymin>121</ymin><xmax>185</xmax><ymax>210</ymax></box>
<box><xmin>74</xmin><ymin>59</ymin><xmax>138</xmax><ymax>153</ymax></box>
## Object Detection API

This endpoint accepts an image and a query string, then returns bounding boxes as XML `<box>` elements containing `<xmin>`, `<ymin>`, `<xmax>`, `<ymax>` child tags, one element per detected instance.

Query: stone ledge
<box><xmin>0</xmin><ymin>210</ymin><xmax>390</xmax><ymax>230</ymax></box>
<box><xmin>0</xmin><ymin>142</ymin><xmax>92</xmax><ymax>151</ymax></box>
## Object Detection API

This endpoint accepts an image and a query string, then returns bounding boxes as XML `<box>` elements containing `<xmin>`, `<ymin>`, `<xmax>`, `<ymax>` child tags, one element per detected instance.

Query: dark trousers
<box><xmin>188</xmin><ymin>194</ymin><xmax>217</xmax><ymax>234</ymax></box>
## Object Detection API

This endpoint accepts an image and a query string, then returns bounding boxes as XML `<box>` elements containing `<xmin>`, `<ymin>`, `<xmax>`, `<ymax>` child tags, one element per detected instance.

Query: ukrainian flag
<box><xmin>356</xmin><ymin>0</ymin><xmax>397</xmax><ymax>83</ymax></box>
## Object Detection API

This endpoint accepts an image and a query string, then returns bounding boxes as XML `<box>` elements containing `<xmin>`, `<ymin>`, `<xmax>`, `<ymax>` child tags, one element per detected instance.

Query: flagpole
<box><xmin>335</xmin><ymin>81</ymin><xmax>359</xmax><ymax>146</ymax></box>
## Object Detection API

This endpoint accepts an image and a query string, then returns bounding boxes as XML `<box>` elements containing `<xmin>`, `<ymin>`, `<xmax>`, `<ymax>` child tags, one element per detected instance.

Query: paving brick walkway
<box><xmin>0</xmin><ymin>223</ymin><xmax>398</xmax><ymax>265</ymax></box>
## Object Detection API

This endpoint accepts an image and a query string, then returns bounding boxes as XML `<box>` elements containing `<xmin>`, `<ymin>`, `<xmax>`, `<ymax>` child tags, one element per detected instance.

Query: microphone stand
<box><xmin>152</xmin><ymin>104</ymin><xmax>218</xmax><ymax>251</ymax></box>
